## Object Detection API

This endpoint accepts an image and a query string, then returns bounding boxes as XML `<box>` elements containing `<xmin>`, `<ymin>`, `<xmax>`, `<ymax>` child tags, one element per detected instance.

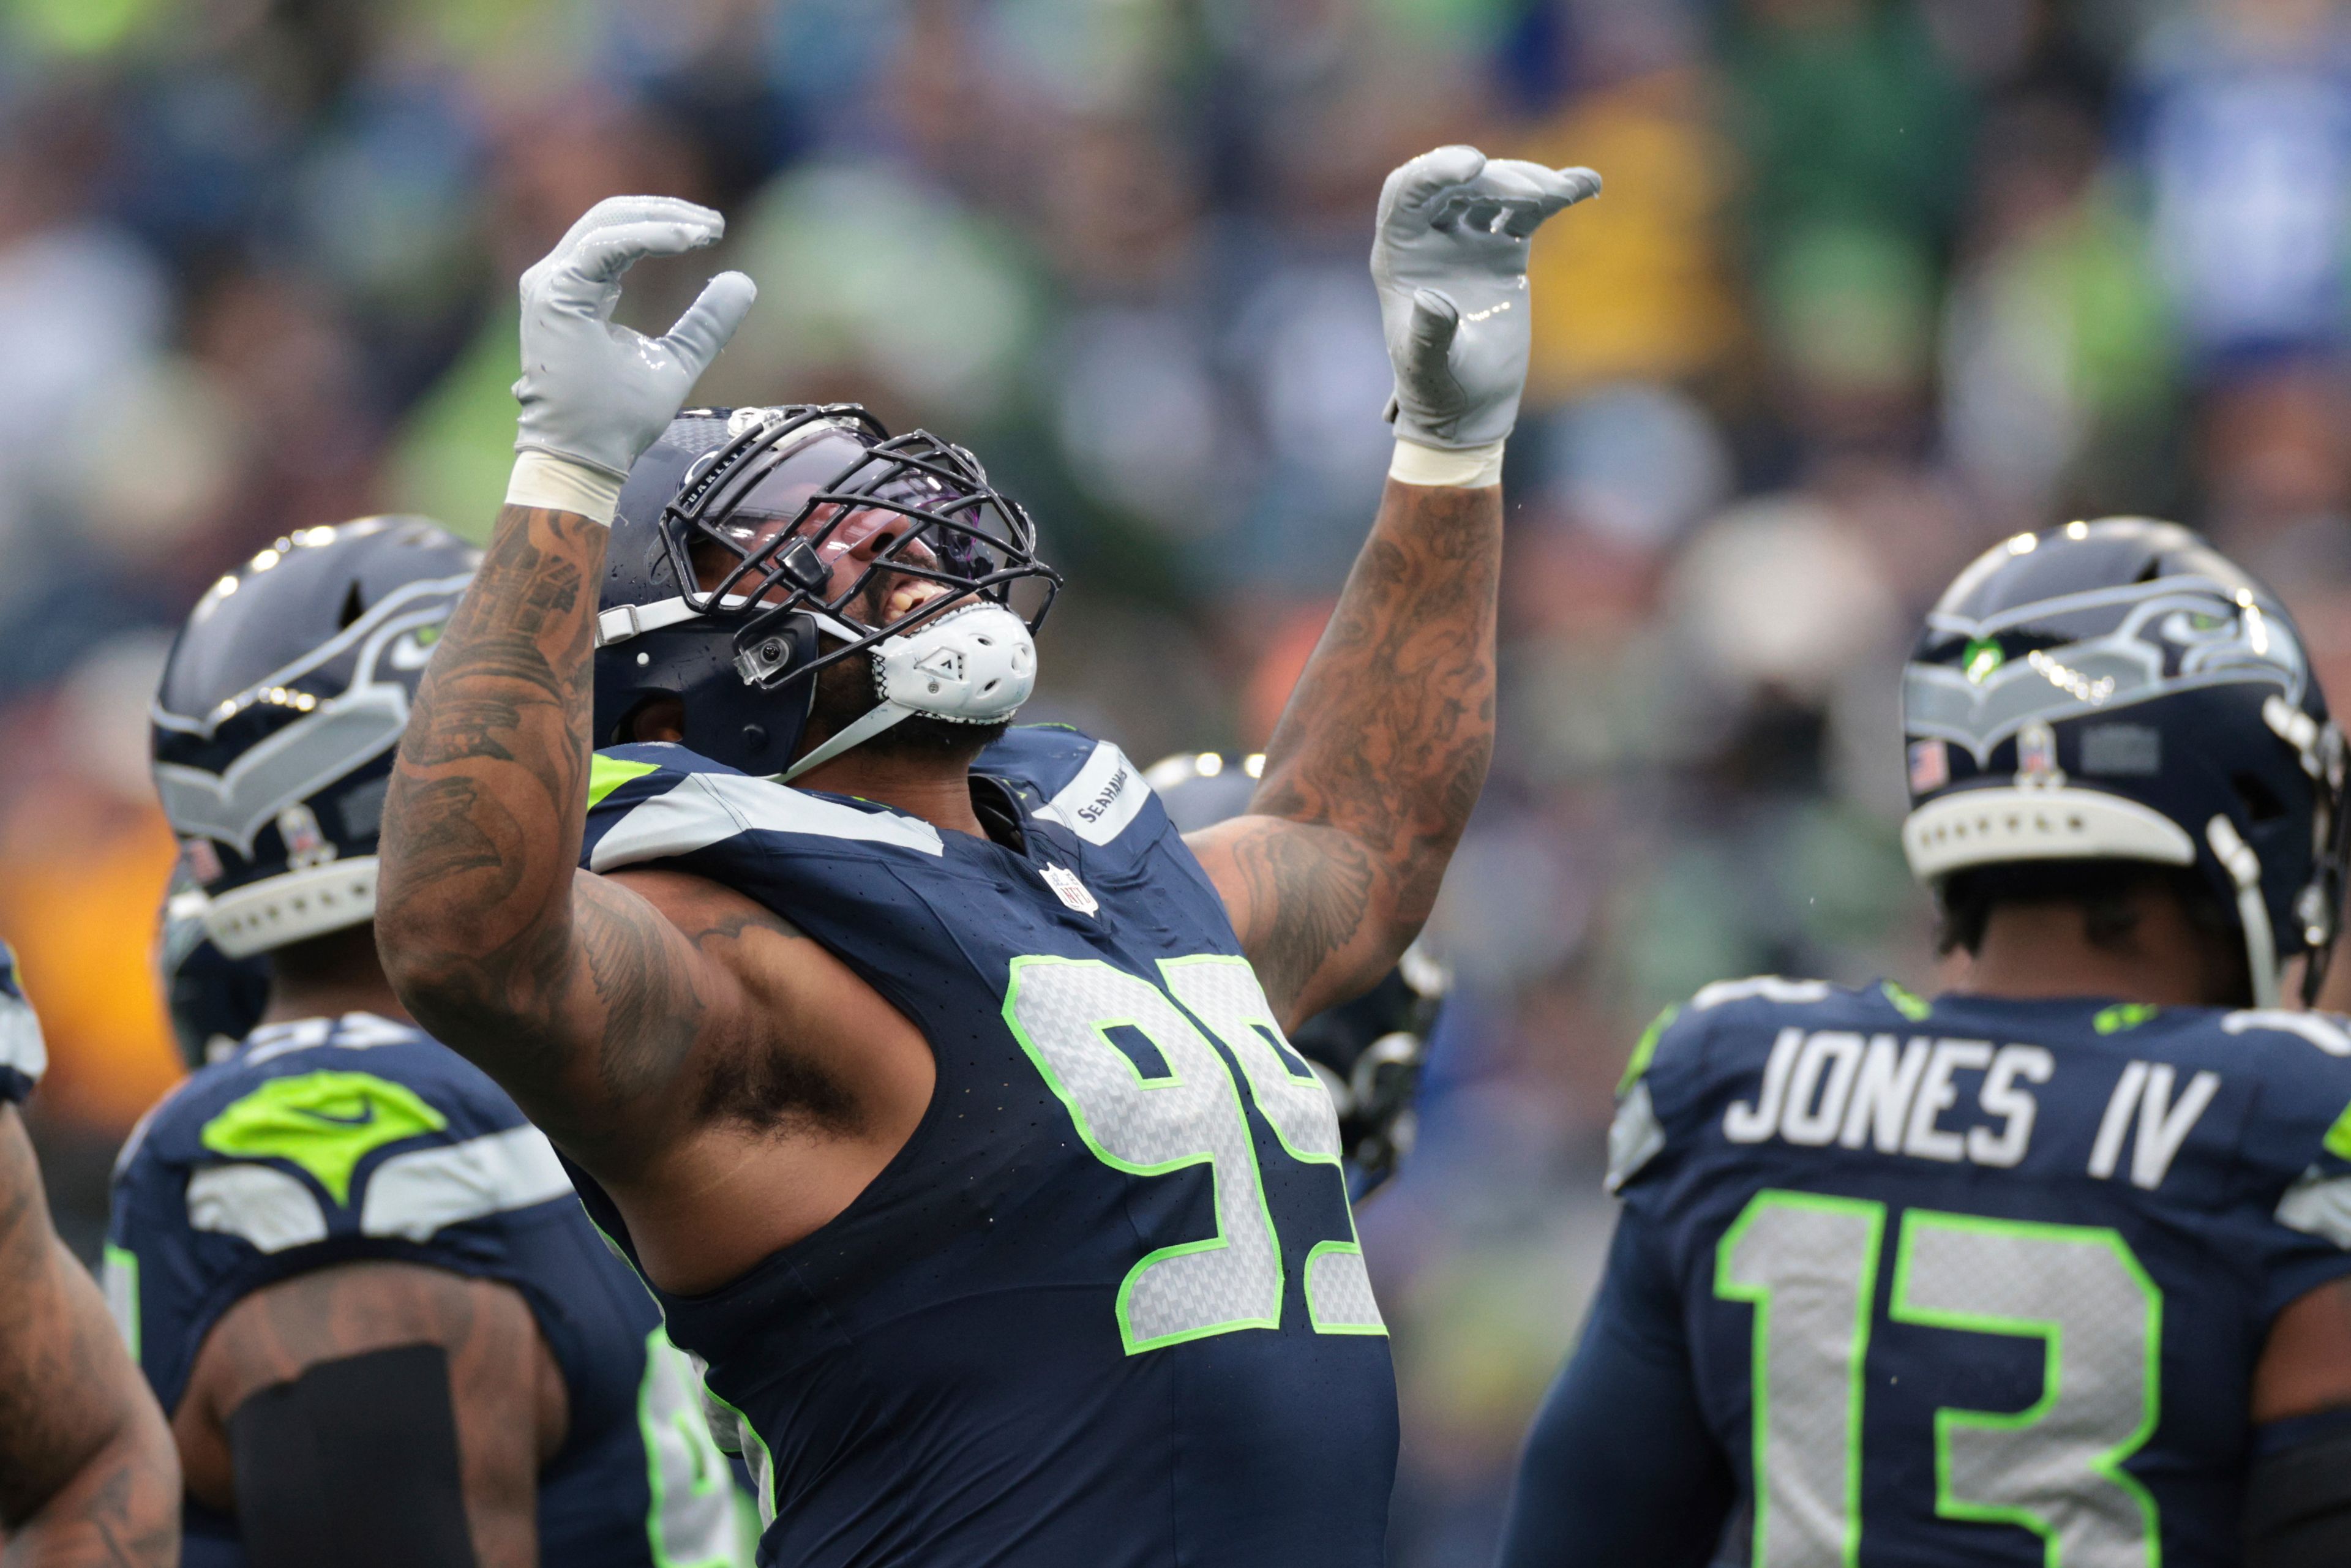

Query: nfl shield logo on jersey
<box><xmin>1040</xmin><ymin>865</ymin><xmax>1098</xmax><ymax>916</ymax></box>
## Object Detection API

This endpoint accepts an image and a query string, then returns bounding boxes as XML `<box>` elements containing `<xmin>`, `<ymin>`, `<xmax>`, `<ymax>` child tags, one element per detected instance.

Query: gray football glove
<box><xmin>1371</xmin><ymin>146</ymin><xmax>1600</xmax><ymax>450</ymax></box>
<box><xmin>512</xmin><ymin>195</ymin><xmax>757</xmax><ymax>479</ymax></box>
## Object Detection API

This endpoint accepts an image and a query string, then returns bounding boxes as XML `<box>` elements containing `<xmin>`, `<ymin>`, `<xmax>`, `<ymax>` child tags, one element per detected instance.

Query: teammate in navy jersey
<box><xmin>1500</xmin><ymin>519</ymin><xmax>2351</xmax><ymax>1568</ymax></box>
<box><xmin>0</xmin><ymin>944</ymin><xmax>179</xmax><ymax>1564</ymax></box>
<box><xmin>127</xmin><ymin>517</ymin><xmax>744</xmax><ymax>1567</ymax></box>
<box><xmin>373</xmin><ymin>156</ymin><xmax>1597</xmax><ymax>1565</ymax></box>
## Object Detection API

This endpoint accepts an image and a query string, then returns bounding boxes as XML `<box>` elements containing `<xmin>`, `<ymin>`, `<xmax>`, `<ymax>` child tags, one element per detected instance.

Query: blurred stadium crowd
<box><xmin>5</xmin><ymin>0</ymin><xmax>2351</xmax><ymax>1559</ymax></box>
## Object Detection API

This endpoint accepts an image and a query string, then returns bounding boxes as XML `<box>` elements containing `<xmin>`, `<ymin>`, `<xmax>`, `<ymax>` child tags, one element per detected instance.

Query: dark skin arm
<box><xmin>0</xmin><ymin>1106</ymin><xmax>178</xmax><ymax>1568</ymax></box>
<box><xmin>375</xmin><ymin>506</ymin><xmax>739</xmax><ymax>1165</ymax></box>
<box><xmin>1187</xmin><ymin>478</ymin><xmax>1500</xmax><ymax>1027</ymax></box>
<box><xmin>375</xmin><ymin>508</ymin><xmax>930</xmax><ymax>1289</ymax></box>
<box><xmin>2253</xmin><ymin>1275</ymin><xmax>2351</xmax><ymax>1424</ymax></box>
<box><xmin>174</xmin><ymin>1261</ymin><xmax>566</xmax><ymax>1568</ymax></box>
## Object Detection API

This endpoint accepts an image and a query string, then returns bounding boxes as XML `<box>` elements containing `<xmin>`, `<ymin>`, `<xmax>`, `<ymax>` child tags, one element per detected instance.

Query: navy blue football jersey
<box><xmin>572</xmin><ymin>726</ymin><xmax>1398</xmax><ymax>1568</ymax></box>
<box><xmin>107</xmin><ymin>1012</ymin><xmax>744</xmax><ymax>1568</ymax></box>
<box><xmin>1603</xmin><ymin>975</ymin><xmax>2351</xmax><ymax>1567</ymax></box>
<box><xmin>0</xmin><ymin>943</ymin><xmax>46</xmax><ymax>1106</ymax></box>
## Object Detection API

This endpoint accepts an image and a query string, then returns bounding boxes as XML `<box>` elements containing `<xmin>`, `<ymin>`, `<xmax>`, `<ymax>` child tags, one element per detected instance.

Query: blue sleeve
<box><xmin>1496</xmin><ymin>1209</ymin><xmax>1733</xmax><ymax>1568</ymax></box>
<box><xmin>2235</xmin><ymin>1024</ymin><xmax>2351</xmax><ymax>1322</ymax></box>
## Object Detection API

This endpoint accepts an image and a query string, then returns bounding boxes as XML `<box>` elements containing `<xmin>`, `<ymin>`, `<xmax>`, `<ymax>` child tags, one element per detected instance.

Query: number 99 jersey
<box><xmin>572</xmin><ymin>726</ymin><xmax>1397</xmax><ymax>1568</ymax></box>
<box><xmin>1599</xmin><ymin>977</ymin><xmax>2351</xmax><ymax>1568</ymax></box>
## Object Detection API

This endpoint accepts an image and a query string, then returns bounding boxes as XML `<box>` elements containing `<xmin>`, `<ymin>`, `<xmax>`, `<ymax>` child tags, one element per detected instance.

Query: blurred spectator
<box><xmin>0</xmin><ymin>634</ymin><xmax>181</xmax><ymax>1137</ymax></box>
<box><xmin>1722</xmin><ymin>0</ymin><xmax>1976</xmax><ymax>264</ymax></box>
<box><xmin>1511</xmin><ymin>1</ymin><xmax>1747</xmax><ymax>398</ymax></box>
<box><xmin>2198</xmin><ymin>359</ymin><xmax>2351</xmax><ymax>574</ymax></box>
<box><xmin>1941</xmin><ymin>95</ymin><xmax>2179</xmax><ymax>528</ymax></box>
<box><xmin>2125</xmin><ymin>0</ymin><xmax>2351</xmax><ymax>367</ymax></box>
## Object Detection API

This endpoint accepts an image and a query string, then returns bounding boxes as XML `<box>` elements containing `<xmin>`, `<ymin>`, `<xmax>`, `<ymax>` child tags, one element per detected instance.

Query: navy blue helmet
<box><xmin>150</xmin><ymin>517</ymin><xmax>479</xmax><ymax>958</ymax></box>
<box><xmin>593</xmin><ymin>405</ymin><xmax>1059</xmax><ymax>776</ymax></box>
<box><xmin>1902</xmin><ymin>517</ymin><xmax>2347</xmax><ymax>1006</ymax></box>
<box><xmin>1147</xmin><ymin>750</ymin><xmax>1449</xmax><ymax>1199</ymax></box>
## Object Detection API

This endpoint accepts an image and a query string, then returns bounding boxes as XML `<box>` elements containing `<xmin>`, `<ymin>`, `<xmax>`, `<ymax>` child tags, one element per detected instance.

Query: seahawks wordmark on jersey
<box><xmin>572</xmin><ymin>725</ymin><xmax>1397</xmax><ymax>1568</ymax></box>
<box><xmin>1608</xmin><ymin>977</ymin><xmax>2351</xmax><ymax>1568</ymax></box>
<box><xmin>108</xmin><ymin>1012</ymin><xmax>743</xmax><ymax>1568</ymax></box>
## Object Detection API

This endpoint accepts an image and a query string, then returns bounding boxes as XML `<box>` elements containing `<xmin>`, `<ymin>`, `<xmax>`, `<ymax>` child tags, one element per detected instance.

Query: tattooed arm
<box><xmin>1187</xmin><ymin>146</ymin><xmax>1595</xmax><ymax>1027</ymax></box>
<box><xmin>0</xmin><ymin>1106</ymin><xmax>179</xmax><ymax>1567</ymax></box>
<box><xmin>173</xmin><ymin>1261</ymin><xmax>564</xmax><ymax>1568</ymax></box>
<box><xmin>375</xmin><ymin>199</ymin><xmax>764</xmax><ymax>1167</ymax></box>
<box><xmin>1187</xmin><ymin>479</ymin><xmax>1500</xmax><ymax>1026</ymax></box>
<box><xmin>375</xmin><ymin>505</ymin><xmax>761</xmax><ymax>1163</ymax></box>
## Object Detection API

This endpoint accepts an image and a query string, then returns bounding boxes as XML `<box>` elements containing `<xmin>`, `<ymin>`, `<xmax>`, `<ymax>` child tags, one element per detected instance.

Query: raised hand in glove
<box><xmin>508</xmin><ymin>195</ymin><xmax>757</xmax><ymax>523</ymax></box>
<box><xmin>1371</xmin><ymin>146</ymin><xmax>1599</xmax><ymax>470</ymax></box>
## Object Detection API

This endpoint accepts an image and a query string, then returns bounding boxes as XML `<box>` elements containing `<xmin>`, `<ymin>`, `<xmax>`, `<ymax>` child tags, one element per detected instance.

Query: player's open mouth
<box><xmin>882</xmin><ymin>579</ymin><xmax>952</xmax><ymax>623</ymax></box>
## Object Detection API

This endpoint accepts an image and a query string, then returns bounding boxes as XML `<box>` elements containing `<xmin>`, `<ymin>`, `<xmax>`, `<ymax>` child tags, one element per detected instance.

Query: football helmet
<box><xmin>593</xmin><ymin>405</ymin><xmax>1059</xmax><ymax>778</ymax></box>
<box><xmin>1147</xmin><ymin>750</ymin><xmax>1449</xmax><ymax>1199</ymax></box>
<box><xmin>151</xmin><ymin>517</ymin><xmax>480</xmax><ymax>957</ymax></box>
<box><xmin>1902</xmin><ymin>517</ymin><xmax>2347</xmax><ymax>1007</ymax></box>
<box><xmin>156</xmin><ymin>868</ymin><xmax>268</xmax><ymax>1067</ymax></box>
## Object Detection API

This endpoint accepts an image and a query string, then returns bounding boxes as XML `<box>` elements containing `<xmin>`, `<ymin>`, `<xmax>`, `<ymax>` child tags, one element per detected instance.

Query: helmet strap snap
<box><xmin>2207</xmin><ymin>815</ymin><xmax>2279</xmax><ymax>1008</ymax></box>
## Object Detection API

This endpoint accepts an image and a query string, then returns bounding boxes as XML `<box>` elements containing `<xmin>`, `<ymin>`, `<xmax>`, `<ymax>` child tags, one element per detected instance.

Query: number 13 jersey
<box><xmin>1610</xmin><ymin>976</ymin><xmax>2351</xmax><ymax>1567</ymax></box>
<box><xmin>574</xmin><ymin>727</ymin><xmax>1397</xmax><ymax>1568</ymax></box>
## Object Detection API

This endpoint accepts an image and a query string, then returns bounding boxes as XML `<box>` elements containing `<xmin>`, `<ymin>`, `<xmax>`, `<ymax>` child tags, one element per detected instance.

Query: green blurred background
<box><xmin>6</xmin><ymin>0</ymin><xmax>2351</xmax><ymax>1558</ymax></box>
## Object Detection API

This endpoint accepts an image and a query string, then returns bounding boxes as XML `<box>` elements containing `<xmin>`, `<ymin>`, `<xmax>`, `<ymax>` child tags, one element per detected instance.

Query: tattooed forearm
<box><xmin>376</xmin><ymin>505</ymin><xmax>712</xmax><ymax>1157</ymax></box>
<box><xmin>1198</xmin><ymin>478</ymin><xmax>1501</xmax><ymax>1022</ymax></box>
<box><xmin>0</xmin><ymin>1112</ymin><xmax>178</xmax><ymax>1566</ymax></box>
<box><xmin>0</xmin><ymin>1434</ymin><xmax>182</xmax><ymax>1568</ymax></box>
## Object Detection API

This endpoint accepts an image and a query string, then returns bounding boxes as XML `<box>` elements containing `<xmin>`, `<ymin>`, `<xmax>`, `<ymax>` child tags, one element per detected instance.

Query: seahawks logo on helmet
<box><xmin>150</xmin><ymin>517</ymin><xmax>479</xmax><ymax>956</ymax></box>
<box><xmin>1906</xmin><ymin>569</ymin><xmax>2309</xmax><ymax>767</ymax></box>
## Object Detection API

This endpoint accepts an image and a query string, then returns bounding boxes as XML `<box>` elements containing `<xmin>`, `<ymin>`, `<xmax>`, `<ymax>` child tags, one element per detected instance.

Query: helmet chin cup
<box><xmin>778</xmin><ymin>602</ymin><xmax>1037</xmax><ymax>783</ymax></box>
<box><xmin>876</xmin><ymin>602</ymin><xmax>1037</xmax><ymax>723</ymax></box>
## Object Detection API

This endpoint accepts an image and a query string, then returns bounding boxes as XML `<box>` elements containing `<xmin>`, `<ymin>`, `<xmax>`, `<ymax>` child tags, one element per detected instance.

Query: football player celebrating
<box><xmin>120</xmin><ymin>517</ymin><xmax>744</xmax><ymax>1568</ymax></box>
<box><xmin>1501</xmin><ymin>520</ymin><xmax>2351</xmax><ymax>1568</ymax></box>
<box><xmin>0</xmin><ymin>947</ymin><xmax>179</xmax><ymax>1566</ymax></box>
<box><xmin>373</xmin><ymin>150</ymin><xmax>1596</xmax><ymax>1565</ymax></box>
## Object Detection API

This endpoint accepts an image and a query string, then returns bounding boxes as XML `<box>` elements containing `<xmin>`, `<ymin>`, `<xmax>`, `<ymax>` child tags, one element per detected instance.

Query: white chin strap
<box><xmin>778</xmin><ymin>602</ymin><xmax>1037</xmax><ymax>784</ymax></box>
<box><xmin>2207</xmin><ymin>815</ymin><xmax>2281</xmax><ymax>1009</ymax></box>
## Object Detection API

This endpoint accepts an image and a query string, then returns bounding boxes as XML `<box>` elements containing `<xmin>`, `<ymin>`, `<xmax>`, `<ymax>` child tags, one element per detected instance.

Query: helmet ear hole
<box><xmin>339</xmin><ymin>582</ymin><xmax>366</xmax><ymax>630</ymax></box>
<box><xmin>615</xmin><ymin>694</ymin><xmax>688</xmax><ymax>746</ymax></box>
<box><xmin>2234</xmin><ymin>771</ymin><xmax>2289</xmax><ymax>823</ymax></box>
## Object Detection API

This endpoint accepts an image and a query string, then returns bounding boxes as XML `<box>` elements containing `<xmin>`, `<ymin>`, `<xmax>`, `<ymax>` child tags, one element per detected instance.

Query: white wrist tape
<box><xmin>506</xmin><ymin>448</ymin><xmax>626</xmax><ymax>526</ymax></box>
<box><xmin>1389</xmin><ymin>437</ymin><xmax>1504</xmax><ymax>489</ymax></box>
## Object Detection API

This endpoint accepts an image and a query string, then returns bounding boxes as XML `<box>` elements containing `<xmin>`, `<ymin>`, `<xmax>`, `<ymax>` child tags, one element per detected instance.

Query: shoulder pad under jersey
<box><xmin>2197</xmin><ymin>1008</ymin><xmax>2351</xmax><ymax>1248</ymax></box>
<box><xmin>121</xmin><ymin>1013</ymin><xmax>570</xmax><ymax>1258</ymax></box>
<box><xmin>1606</xmin><ymin>975</ymin><xmax>1914</xmax><ymax>1192</ymax></box>
<box><xmin>582</xmin><ymin>742</ymin><xmax>948</xmax><ymax>872</ymax></box>
<box><xmin>980</xmin><ymin>726</ymin><xmax>1160</xmax><ymax>852</ymax></box>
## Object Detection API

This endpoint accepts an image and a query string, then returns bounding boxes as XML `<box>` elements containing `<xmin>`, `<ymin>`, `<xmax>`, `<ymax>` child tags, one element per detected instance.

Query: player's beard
<box><xmin>803</xmin><ymin>583</ymin><xmax>1011</xmax><ymax>765</ymax></box>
